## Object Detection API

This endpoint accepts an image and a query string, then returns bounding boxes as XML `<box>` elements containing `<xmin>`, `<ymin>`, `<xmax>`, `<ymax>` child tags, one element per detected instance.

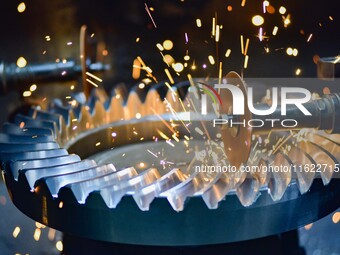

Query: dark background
<box><xmin>0</xmin><ymin>0</ymin><xmax>339</xmax><ymax>92</ymax></box>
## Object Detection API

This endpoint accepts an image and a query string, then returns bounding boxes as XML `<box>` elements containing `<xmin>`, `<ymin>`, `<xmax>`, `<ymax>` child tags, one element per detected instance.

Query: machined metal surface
<box><xmin>0</xmin><ymin>72</ymin><xmax>340</xmax><ymax>245</ymax></box>
<box><xmin>317</xmin><ymin>56</ymin><xmax>340</xmax><ymax>80</ymax></box>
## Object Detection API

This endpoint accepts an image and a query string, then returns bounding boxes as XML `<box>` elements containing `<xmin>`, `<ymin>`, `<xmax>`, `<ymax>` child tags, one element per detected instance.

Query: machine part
<box><xmin>219</xmin><ymin>72</ymin><xmax>340</xmax><ymax>168</ymax></box>
<box><xmin>0</xmin><ymin>72</ymin><xmax>340</xmax><ymax>245</ymax></box>
<box><xmin>0</xmin><ymin>25</ymin><xmax>109</xmax><ymax>95</ymax></box>
<box><xmin>0</xmin><ymin>60</ymin><xmax>108</xmax><ymax>93</ymax></box>
<box><xmin>317</xmin><ymin>56</ymin><xmax>340</xmax><ymax>80</ymax></box>
<box><xmin>80</xmin><ymin>25</ymin><xmax>90</xmax><ymax>98</ymax></box>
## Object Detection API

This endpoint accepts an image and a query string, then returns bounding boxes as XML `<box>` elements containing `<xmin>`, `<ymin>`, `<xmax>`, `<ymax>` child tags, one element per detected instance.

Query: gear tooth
<box><xmin>304</xmin><ymin>133</ymin><xmax>340</xmax><ymax>185</ymax></box>
<box><xmin>161</xmin><ymin>171</ymin><xmax>211</xmax><ymax>212</ymax></box>
<box><xmin>16</xmin><ymin>154</ymin><xmax>81</xmax><ymax>188</ymax></box>
<box><xmin>232</xmin><ymin>169</ymin><xmax>247</xmax><ymax>189</ymax></box>
<box><xmin>165</xmin><ymin>87</ymin><xmax>182</xmax><ymax>112</ymax></box>
<box><xmin>321</xmin><ymin>132</ymin><xmax>340</xmax><ymax>144</ymax></box>
<box><xmin>49</xmin><ymin>103</ymin><xmax>71</xmax><ymax>126</ymax></box>
<box><xmin>100</xmin><ymin>167</ymin><xmax>159</xmax><ymax>209</ymax></box>
<box><xmin>90</xmin><ymin>88</ymin><xmax>109</xmax><ymax>104</ymax></box>
<box><xmin>133</xmin><ymin>168</ymin><xmax>184</xmax><ymax>211</ymax></box>
<box><xmin>66</xmin><ymin>110</ymin><xmax>79</xmax><ymax>142</ymax></box>
<box><xmin>288</xmin><ymin>146</ymin><xmax>315</xmax><ymax>194</ymax></box>
<box><xmin>202</xmin><ymin>173</ymin><xmax>232</xmax><ymax>209</ymax></box>
<box><xmin>268</xmin><ymin>152</ymin><xmax>292</xmax><ymax>201</ymax></box>
<box><xmin>77</xmin><ymin>104</ymin><xmax>93</xmax><ymax>131</ymax></box>
<box><xmin>236</xmin><ymin>173</ymin><xmax>261</xmax><ymax>206</ymax></box>
<box><xmin>68</xmin><ymin>164</ymin><xmax>117</xmax><ymax>203</ymax></box>
<box><xmin>106</xmin><ymin>96</ymin><xmax>124</xmax><ymax>122</ymax></box>
<box><xmin>257</xmin><ymin>159</ymin><xmax>270</xmax><ymax>186</ymax></box>
<box><xmin>1</xmin><ymin>122</ymin><xmax>53</xmax><ymax>137</ymax></box>
<box><xmin>13</xmin><ymin>114</ymin><xmax>58</xmax><ymax>140</ymax></box>
<box><xmin>30</xmin><ymin>109</ymin><xmax>69</xmax><ymax>145</ymax></box>
<box><xmin>144</xmin><ymin>89</ymin><xmax>165</xmax><ymax>115</ymax></box>
<box><xmin>132</xmin><ymin>190</ymin><xmax>154</xmax><ymax>211</ymax></box>
<box><xmin>125</xmin><ymin>91</ymin><xmax>143</xmax><ymax>119</ymax></box>
<box><xmin>166</xmin><ymin>195</ymin><xmax>185</xmax><ymax>212</ymax></box>
<box><xmin>299</xmin><ymin>141</ymin><xmax>339</xmax><ymax>185</ymax></box>
<box><xmin>113</xmin><ymin>84</ymin><xmax>129</xmax><ymax>103</ymax></box>
<box><xmin>90</xmin><ymin>100</ymin><xmax>106</xmax><ymax>127</ymax></box>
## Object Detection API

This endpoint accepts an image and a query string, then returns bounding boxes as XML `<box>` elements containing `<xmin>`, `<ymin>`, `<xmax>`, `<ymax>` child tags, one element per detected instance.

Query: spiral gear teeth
<box><xmin>24</xmin><ymin>159</ymin><xmax>95</xmax><ymax>191</ymax></box>
<box><xmin>30</xmin><ymin>109</ymin><xmax>63</xmax><ymax>133</ymax></box>
<box><xmin>0</xmin><ymin>133</ymin><xmax>53</xmax><ymax>143</ymax></box>
<box><xmin>0</xmin><ymin>141</ymin><xmax>59</xmax><ymax>154</ymax></box>
<box><xmin>48</xmin><ymin>104</ymin><xmax>76</xmax><ymax>143</ymax></box>
<box><xmin>160</xmin><ymin>171</ymin><xmax>218</xmax><ymax>212</ymax></box>
<box><xmin>299</xmin><ymin>139</ymin><xmax>338</xmax><ymax>185</ymax></box>
<box><xmin>0</xmin><ymin>148</ymin><xmax>67</xmax><ymax>165</ymax></box>
<box><xmin>306</xmin><ymin>133</ymin><xmax>340</xmax><ymax>184</ymax></box>
<box><xmin>13</xmin><ymin>155</ymin><xmax>81</xmax><ymax>185</ymax></box>
<box><xmin>308</xmin><ymin>133</ymin><xmax>340</xmax><ymax>161</ymax></box>
<box><xmin>267</xmin><ymin>152</ymin><xmax>292</xmax><ymax>201</ymax></box>
<box><xmin>288</xmin><ymin>146</ymin><xmax>316</xmax><ymax>194</ymax></box>
<box><xmin>99</xmin><ymin>167</ymin><xmax>161</xmax><ymax>208</ymax></box>
<box><xmin>1</xmin><ymin>87</ymin><xmax>340</xmax><ymax>212</ymax></box>
<box><xmin>14</xmin><ymin>114</ymin><xmax>58</xmax><ymax>139</ymax></box>
<box><xmin>257</xmin><ymin>159</ymin><xmax>270</xmax><ymax>186</ymax></box>
<box><xmin>234</xmin><ymin>159</ymin><xmax>272</xmax><ymax>207</ymax></box>
<box><xmin>132</xmin><ymin>168</ymin><xmax>184</xmax><ymax>211</ymax></box>
<box><xmin>29</xmin><ymin>109</ymin><xmax>68</xmax><ymax>144</ymax></box>
<box><xmin>1</xmin><ymin>122</ymin><xmax>53</xmax><ymax>136</ymax></box>
<box><xmin>236</xmin><ymin>173</ymin><xmax>261</xmax><ymax>207</ymax></box>
<box><xmin>321</xmin><ymin>133</ymin><xmax>340</xmax><ymax>144</ymax></box>
<box><xmin>232</xmin><ymin>169</ymin><xmax>247</xmax><ymax>189</ymax></box>
<box><xmin>201</xmin><ymin>173</ymin><xmax>233</xmax><ymax>209</ymax></box>
<box><xmin>44</xmin><ymin>164</ymin><xmax>115</xmax><ymax>198</ymax></box>
<box><xmin>67</xmin><ymin>164</ymin><xmax>120</xmax><ymax>203</ymax></box>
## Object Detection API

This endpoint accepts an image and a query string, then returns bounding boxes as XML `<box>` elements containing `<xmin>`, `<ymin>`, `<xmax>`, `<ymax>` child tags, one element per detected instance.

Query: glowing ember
<box><xmin>29</xmin><ymin>84</ymin><xmax>37</xmax><ymax>92</ymax></box>
<box><xmin>225</xmin><ymin>49</ymin><xmax>231</xmax><ymax>58</ymax></box>
<box><xmin>145</xmin><ymin>3</ymin><xmax>157</xmax><ymax>28</ymax></box>
<box><xmin>163</xmin><ymin>40</ymin><xmax>173</xmax><ymax>50</ymax></box>
<box><xmin>12</xmin><ymin>227</ymin><xmax>21</xmax><ymax>238</ymax></box>
<box><xmin>17</xmin><ymin>2</ymin><xmax>26</xmax><ymax>13</ymax></box>
<box><xmin>272</xmin><ymin>26</ymin><xmax>278</xmax><ymax>36</ymax></box>
<box><xmin>16</xmin><ymin>57</ymin><xmax>27</xmax><ymax>68</ymax></box>
<box><xmin>56</xmin><ymin>241</ymin><xmax>63</xmax><ymax>252</ymax></box>
<box><xmin>23</xmin><ymin>91</ymin><xmax>32</xmax><ymax>97</ymax></box>
<box><xmin>252</xmin><ymin>15</ymin><xmax>264</xmax><ymax>26</ymax></box>
<box><xmin>279</xmin><ymin>6</ymin><xmax>287</xmax><ymax>15</ymax></box>
<box><xmin>295</xmin><ymin>68</ymin><xmax>301</xmax><ymax>76</ymax></box>
<box><xmin>196</xmin><ymin>18</ymin><xmax>202</xmax><ymax>27</ymax></box>
<box><xmin>208</xmin><ymin>55</ymin><xmax>215</xmax><ymax>65</ymax></box>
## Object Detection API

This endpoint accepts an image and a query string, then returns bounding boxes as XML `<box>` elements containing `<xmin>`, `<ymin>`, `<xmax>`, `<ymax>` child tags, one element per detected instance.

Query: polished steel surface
<box><xmin>0</xmin><ymin>72</ymin><xmax>340</xmax><ymax>245</ymax></box>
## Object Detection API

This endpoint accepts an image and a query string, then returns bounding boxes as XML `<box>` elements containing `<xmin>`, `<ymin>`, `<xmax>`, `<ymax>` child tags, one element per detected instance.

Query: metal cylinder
<box><xmin>241</xmin><ymin>93</ymin><xmax>340</xmax><ymax>133</ymax></box>
<box><xmin>0</xmin><ymin>60</ymin><xmax>108</xmax><ymax>94</ymax></box>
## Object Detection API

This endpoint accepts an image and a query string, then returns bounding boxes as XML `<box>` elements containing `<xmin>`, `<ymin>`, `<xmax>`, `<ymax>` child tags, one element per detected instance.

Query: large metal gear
<box><xmin>1</xmin><ymin>72</ymin><xmax>340</xmax><ymax>245</ymax></box>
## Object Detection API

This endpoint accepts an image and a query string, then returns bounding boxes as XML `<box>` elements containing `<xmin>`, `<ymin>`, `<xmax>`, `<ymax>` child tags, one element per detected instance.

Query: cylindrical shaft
<box><xmin>0</xmin><ymin>60</ymin><xmax>108</xmax><ymax>94</ymax></box>
<box><xmin>250</xmin><ymin>93</ymin><xmax>340</xmax><ymax>133</ymax></box>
